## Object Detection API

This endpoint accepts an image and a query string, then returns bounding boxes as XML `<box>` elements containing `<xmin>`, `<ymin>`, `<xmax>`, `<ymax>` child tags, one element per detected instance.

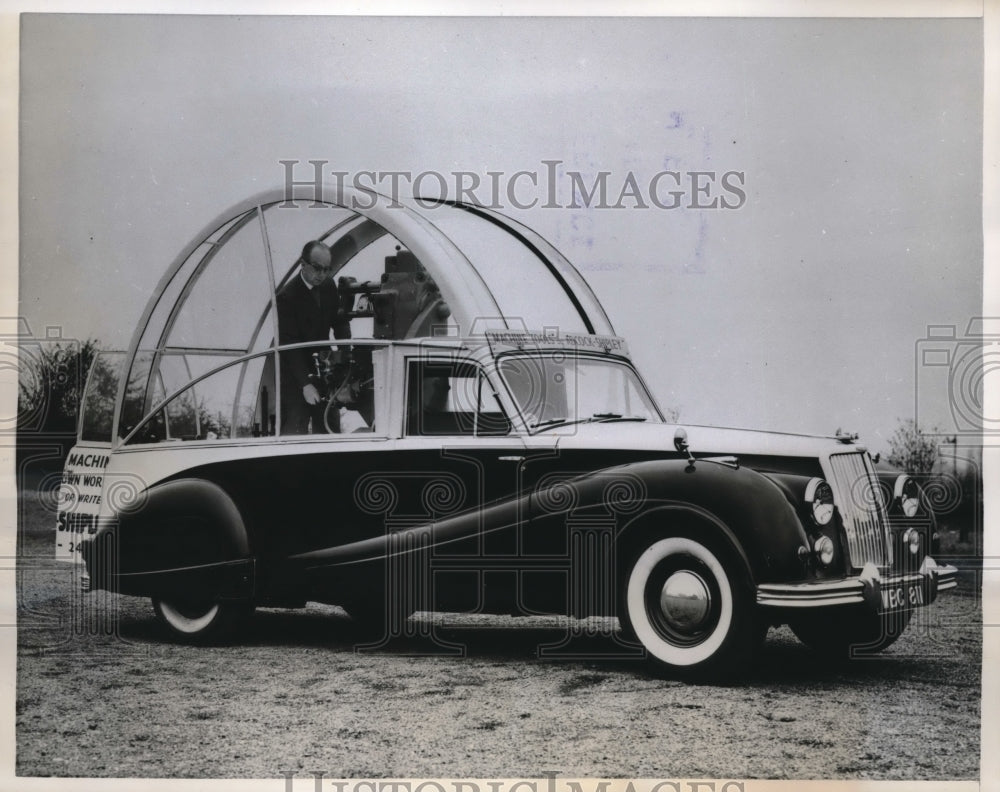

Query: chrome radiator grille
<box><xmin>827</xmin><ymin>452</ymin><xmax>892</xmax><ymax>568</ymax></box>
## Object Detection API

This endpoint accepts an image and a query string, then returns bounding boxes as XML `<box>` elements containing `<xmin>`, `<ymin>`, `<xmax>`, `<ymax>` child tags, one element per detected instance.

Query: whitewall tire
<box><xmin>152</xmin><ymin>597</ymin><xmax>252</xmax><ymax>644</ymax></box>
<box><xmin>622</xmin><ymin>534</ymin><xmax>753</xmax><ymax>677</ymax></box>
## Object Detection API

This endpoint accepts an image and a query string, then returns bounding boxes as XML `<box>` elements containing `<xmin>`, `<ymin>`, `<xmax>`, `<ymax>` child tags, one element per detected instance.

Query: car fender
<box><xmin>85</xmin><ymin>478</ymin><xmax>253</xmax><ymax>598</ymax></box>
<box><xmin>560</xmin><ymin>458</ymin><xmax>812</xmax><ymax>582</ymax></box>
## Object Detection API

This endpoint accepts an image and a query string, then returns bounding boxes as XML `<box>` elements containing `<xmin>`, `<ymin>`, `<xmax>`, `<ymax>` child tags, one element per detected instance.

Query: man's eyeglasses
<box><xmin>300</xmin><ymin>258</ymin><xmax>334</xmax><ymax>273</ymax></box>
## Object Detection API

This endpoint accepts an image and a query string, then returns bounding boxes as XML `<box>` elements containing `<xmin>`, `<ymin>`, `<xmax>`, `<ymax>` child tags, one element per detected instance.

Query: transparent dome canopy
<box><xmin>111</xmin><ymin>184</ymin><xmax>613</xmax><ymax>441</ymax></box>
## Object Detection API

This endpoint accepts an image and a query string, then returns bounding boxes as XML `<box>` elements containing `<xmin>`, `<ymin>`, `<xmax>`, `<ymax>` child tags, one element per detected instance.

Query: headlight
<box><xmin>902</xmin><ymin>527</ymin><xmax>922</xmax><ymax>555</ymax></box>
<box><xmin>894</xmin><ymin>475</ymin><xmax>921</xmax><ymax>517</ymax></box>
<box><xmin>805</xmin><ymin>478</ymin><xmax>835</xmax><ymax>526</ymax></box>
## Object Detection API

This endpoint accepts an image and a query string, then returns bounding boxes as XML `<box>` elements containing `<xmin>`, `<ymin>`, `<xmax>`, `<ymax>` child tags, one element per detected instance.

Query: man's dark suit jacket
<box><xmin>276</xmin><ymin>274</ymin><xmax>352</xmax><ymax>394</ymax></box>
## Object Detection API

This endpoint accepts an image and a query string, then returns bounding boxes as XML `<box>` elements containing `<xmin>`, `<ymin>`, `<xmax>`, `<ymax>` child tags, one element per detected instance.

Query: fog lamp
<box><xmin>903</xmin><ymin>527</ymin><xmax>921</xmax><ymax>555</ymax></box>
<box><xmin>813</xmin><ymin>535</ymin><xmax>835</xmax><ymax>566</ymax></box>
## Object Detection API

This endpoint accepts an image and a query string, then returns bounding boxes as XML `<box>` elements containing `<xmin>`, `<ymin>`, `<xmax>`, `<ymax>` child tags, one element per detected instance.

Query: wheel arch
<box><xmin>614</xmin><ymin>503</ymin><xmax>756</xmax><ymax>592</ymax></box>
<box><xmin>565</xmin><ymin>457</ymin><xmax>813</xmax><ymax>583</ymax></box>
<box><xmin>100</xmin><ymin>477</ymin><xmax>255</xmax><ymax>600</ymax></box>
<box><xmin>121</xmin><ymin>476</ymin><xmax>250</xmax><ymax>554</ymax></box>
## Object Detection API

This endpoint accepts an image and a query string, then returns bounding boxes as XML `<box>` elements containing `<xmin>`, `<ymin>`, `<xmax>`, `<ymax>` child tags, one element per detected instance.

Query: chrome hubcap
<box><xmin>658</xmin><ymin>570</ymin><xmax>712</xmax><ymax>633</ymax></box>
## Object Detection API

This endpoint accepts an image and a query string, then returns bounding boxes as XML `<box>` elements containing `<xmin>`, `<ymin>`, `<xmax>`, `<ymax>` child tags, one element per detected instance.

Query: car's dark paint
<box><xmin>84</xmin><ymin>478</ymin><xmax>254</xmax><ymax>601</ymax></box>
<box><xmin>86</xmin><ymin>439</ymin><xmax>831</xmax><ymax>619</ymax></box>
<box><xmin>758</xmin><ymin>471</ymin><xmax>850</xmax><ymax>576</ymax></box>
<box><xmin>519</xmin><ymin>453</ymin><xmax>814</xmax><ymax>581</ymax></box>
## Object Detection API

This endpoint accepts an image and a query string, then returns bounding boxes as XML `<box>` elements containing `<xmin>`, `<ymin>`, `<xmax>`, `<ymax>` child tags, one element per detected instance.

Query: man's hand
<box><xmin>302</xmin><ymin>383</ymin><xmax>322</xmax><ymax>405</ymax></box>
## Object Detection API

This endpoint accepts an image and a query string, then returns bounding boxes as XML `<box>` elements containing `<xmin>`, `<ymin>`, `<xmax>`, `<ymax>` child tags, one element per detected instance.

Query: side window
<box><xmin>79</xmin><ymin>351</ymin><xmax>127</xmax><ymax>442</ymax></box>
<box><xmin>405</xmin><ymin>360</ymin><xmax>510</xmax><ymax>437</ymax></box>
<box><xmin>124</xmin><ymin>343</ymin><xmax>387</xmax><ymax>444</ymax></box>
<box><xmin>125</xmin><ymin>353</ymin><xmax>272</xmax><ymax>444</ymax></box>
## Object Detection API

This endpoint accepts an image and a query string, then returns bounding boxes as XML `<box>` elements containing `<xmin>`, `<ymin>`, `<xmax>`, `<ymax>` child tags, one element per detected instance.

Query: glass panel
<box><xmin>120</xmin><ymin>241</ymin><xmax>212</xmax><ymax>436</ymax></box>
<box><xmin>278</xmin><ymin>340</ymin><xmax>353</xmax><ymax>436</ymax></box>
<box><xmin>155</xmin><ymin>351</ymin><xmax>197</xmax><ymax>398</ymax></box>
<box><xmin>406</xmin><ymin>360</ymin><xmax>510</xmax><ymax>436</ymax></box>
<box><xmin>249</xmin><ymin>303</ymin><xmax>276</xmax><ymax>353</ymax></box>
<box><xmin>135</xmin><ymin>209</ymin><xmax>249</xmax><ymax>354</ymax></box>
<box><xmin>264</xmin><ymin>205</ymin><xmax>459</xmax><ymax>342</ymax></box>
<box><xmin>261</xmin><ymin>200</ymin><xmax>360</xmax><ymax>290</ymax></box>
<box><xmin>177</xmin><ymin>352</ymin><xmax>240</xmax><ymax>383</ymax></box>
<box><xmin>136</xmin><ymin>242</ymin><xmax>213</xmax><ymax>352</ymax></box>
<box><xmin>333</xmin><ymin>230</ymin><xmax>457</xmax><ymax>340</ymax></box>
<box><xmin>79</xmin><ymin>351</ymin><xmax>126</xmax><ymax>442</ymax></box>
<box><xmin>335</xmin><ymin>232</ymin><xmax>406</xmax><ymax>339</ymax></box>
<box><xmin>498</xmin><ymin>354</ymin><xmax>661</xmax><ymax>428</ymax></box>
<box><xmin>233</xmin><ymin>355</ymin><xmax>270</xmax><ymax>438</ymax></box>
<box><xmin>272</xmin><ymin>341</ymin><xmax>384</xmax><ymax>437</ymax></box>
<box><xmin>127</xmin><ymin>358</ymin><xmax>244</xmax><ymax>444</ymax></box>
<box><xmin>119</xmin><ymin>350</ymin><xmax>154</xmax><ymax>438</ymax></box>
<box><xmin>421</xmin><ymin>207</ymin><xmax>589</xmax><ymax>333</ymax></box>
<box><xmin>165</xmin><ymin>210</ymin><xmax>270</xmax><ymax>351</ymax></box>
<box><xmin>119</xmin><ymin>210</ymin><xmax>266</xmax><ymax>438</ymax></box>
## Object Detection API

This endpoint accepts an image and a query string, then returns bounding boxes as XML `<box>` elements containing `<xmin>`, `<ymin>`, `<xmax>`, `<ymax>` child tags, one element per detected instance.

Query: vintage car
<box><xmin>56</xmin><ymin>184</ymin><xmax>957</xmax><ymax>678</ymax></box>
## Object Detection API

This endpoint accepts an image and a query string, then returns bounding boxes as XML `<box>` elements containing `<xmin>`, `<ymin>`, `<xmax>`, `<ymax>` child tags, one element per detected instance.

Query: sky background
<box><xmin>17</xmin><ymin>14</ymin><xmax>984</xmax><ymax>455</ymax></box>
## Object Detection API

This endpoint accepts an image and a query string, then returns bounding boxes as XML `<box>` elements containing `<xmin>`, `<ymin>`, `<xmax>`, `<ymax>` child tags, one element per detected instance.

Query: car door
<box><xmin>388</xmin><ymin>355</ymin><xmax>529</xmax><ymax>612</ymax></box>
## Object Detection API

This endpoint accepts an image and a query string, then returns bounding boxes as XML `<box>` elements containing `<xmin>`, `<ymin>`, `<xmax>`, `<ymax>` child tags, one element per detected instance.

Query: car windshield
<box><xmin>497</xmin><ymin>353</ymin><xmax>663</xmax><ymax>429</ymax></box>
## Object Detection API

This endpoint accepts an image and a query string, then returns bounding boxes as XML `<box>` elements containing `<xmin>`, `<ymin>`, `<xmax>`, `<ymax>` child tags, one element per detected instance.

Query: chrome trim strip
<box><xmin>758</xmin><ymin>594</ymin><xmax>864</xmax><ymax>608</ymax></box>
<box><xmin>757</xmin><ymin>579</ymin><xmax>865</xmax><ymax>608</ymax></box>
<box><xmin>757</xmin><ymin>566</ymin><xmax>959</xmax><ymax>608</ymax></box>
<box><xmin>804</xmin><ymin>476</ymin><xmax>824</xmax><ymax>503</ymax></box>
<box><xmin>936</xmin><ymin>563</ymin><xmax>959</xmax><ymax>590</ymax></box>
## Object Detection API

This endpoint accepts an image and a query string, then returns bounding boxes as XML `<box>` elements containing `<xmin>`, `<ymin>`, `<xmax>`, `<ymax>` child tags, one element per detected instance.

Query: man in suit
<box><xmin>277</xmin><ymin>240</ymin><xmax>352</xmax><ymax>434</ymax></box>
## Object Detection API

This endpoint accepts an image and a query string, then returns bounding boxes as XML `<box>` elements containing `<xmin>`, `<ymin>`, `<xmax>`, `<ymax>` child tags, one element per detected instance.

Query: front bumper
<box><xmin>756</xmin><ymin>556</ymin><xmax>958</xmax><ymax>610</ymax></box>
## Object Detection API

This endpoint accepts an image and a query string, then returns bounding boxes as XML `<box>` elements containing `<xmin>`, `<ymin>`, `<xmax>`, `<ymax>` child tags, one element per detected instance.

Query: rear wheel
<box><xmin>791</xmin><ymin>609</ymin><xmax>912</xmax><ymax>657</ymax></box>
<box><xmin>152</xmin><ymin>597</ymin><xmax>253</xmax><ymax>644</ymax></box>
<box><xmin>620</xmin><ymin>534</ymin><xmax>756</xmax><ymax>679</ymax></box>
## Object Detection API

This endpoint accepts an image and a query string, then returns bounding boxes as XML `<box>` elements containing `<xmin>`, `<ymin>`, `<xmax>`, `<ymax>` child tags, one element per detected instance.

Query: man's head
<box><xmin>299</xmin><ymin>240</ymin><xmax>334</xmax><ymax>287</ymax></box>
<box><xmin>422</xmin><ymin>372</ymin><xmax>451</xmax><ymax>413</ymax></box>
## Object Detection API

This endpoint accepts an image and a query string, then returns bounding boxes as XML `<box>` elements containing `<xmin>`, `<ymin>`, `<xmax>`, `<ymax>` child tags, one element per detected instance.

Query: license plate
<box><xmin>880</xmin><ymin>582</ymin><xmax>924</xmax><ymax>612</ymax></box>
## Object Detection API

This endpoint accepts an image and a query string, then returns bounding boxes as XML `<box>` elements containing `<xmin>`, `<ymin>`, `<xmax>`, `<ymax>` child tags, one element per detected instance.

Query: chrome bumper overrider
<box><xmin>756</xmin><ymin>556</ymin><xmax>958</xmax><ymax>609</ymax></box>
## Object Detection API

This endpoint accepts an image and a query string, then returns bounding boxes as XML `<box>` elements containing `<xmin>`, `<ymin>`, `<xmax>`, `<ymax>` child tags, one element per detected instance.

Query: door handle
<box><xmin>498</xmin><ymin>455</ymin><xmax>525</xmax><ymax>462</ymax></box>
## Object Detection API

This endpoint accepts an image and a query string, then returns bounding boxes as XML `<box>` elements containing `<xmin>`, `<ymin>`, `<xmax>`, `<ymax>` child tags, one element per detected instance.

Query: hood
<box><xmin>539</xmin><ymin>421</ymin><xmax>861</xmax><ymax>459</ymax></box>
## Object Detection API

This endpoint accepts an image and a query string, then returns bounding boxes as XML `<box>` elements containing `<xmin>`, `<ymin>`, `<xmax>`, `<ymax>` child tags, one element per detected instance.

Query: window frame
<box><xmin>120</xmin><ymin>340</ymin><xmax>389</xmax><ymax>447</ymax></box>
<box><xmin>493</xmin><ymin>350</ymin><xmax>665</xmax><ymax>434</ymax></box>
<box><xmin>403</xmin><ymin>357</ymin><xmax>513</xmax><ymax>438</ymax></box>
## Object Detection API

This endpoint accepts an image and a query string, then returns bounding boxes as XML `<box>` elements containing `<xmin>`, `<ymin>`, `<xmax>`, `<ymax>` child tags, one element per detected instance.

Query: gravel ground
<box><xmin>15</xmin><ymin>494</ymin><xmax>982</xmax><ymax>780</ymax></box>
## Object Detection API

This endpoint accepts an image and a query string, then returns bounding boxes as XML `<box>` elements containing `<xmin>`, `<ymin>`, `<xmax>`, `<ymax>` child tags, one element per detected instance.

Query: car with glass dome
<box><xmin>56</xmin><ymin>184</ymin><xmax>958</xmax><ymax>678</ymax></box>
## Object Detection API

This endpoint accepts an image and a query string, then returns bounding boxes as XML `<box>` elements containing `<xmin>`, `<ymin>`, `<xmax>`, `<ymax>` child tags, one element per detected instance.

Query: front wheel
<box><xmin>152</xmin><ymin>597</ymin><xmax>253</xmax><ymax>644</ymax></box>
<box><xmin>620</xmin><ymin>534</ymin><xmax>756</xmax><ymax>679</ymax></box>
